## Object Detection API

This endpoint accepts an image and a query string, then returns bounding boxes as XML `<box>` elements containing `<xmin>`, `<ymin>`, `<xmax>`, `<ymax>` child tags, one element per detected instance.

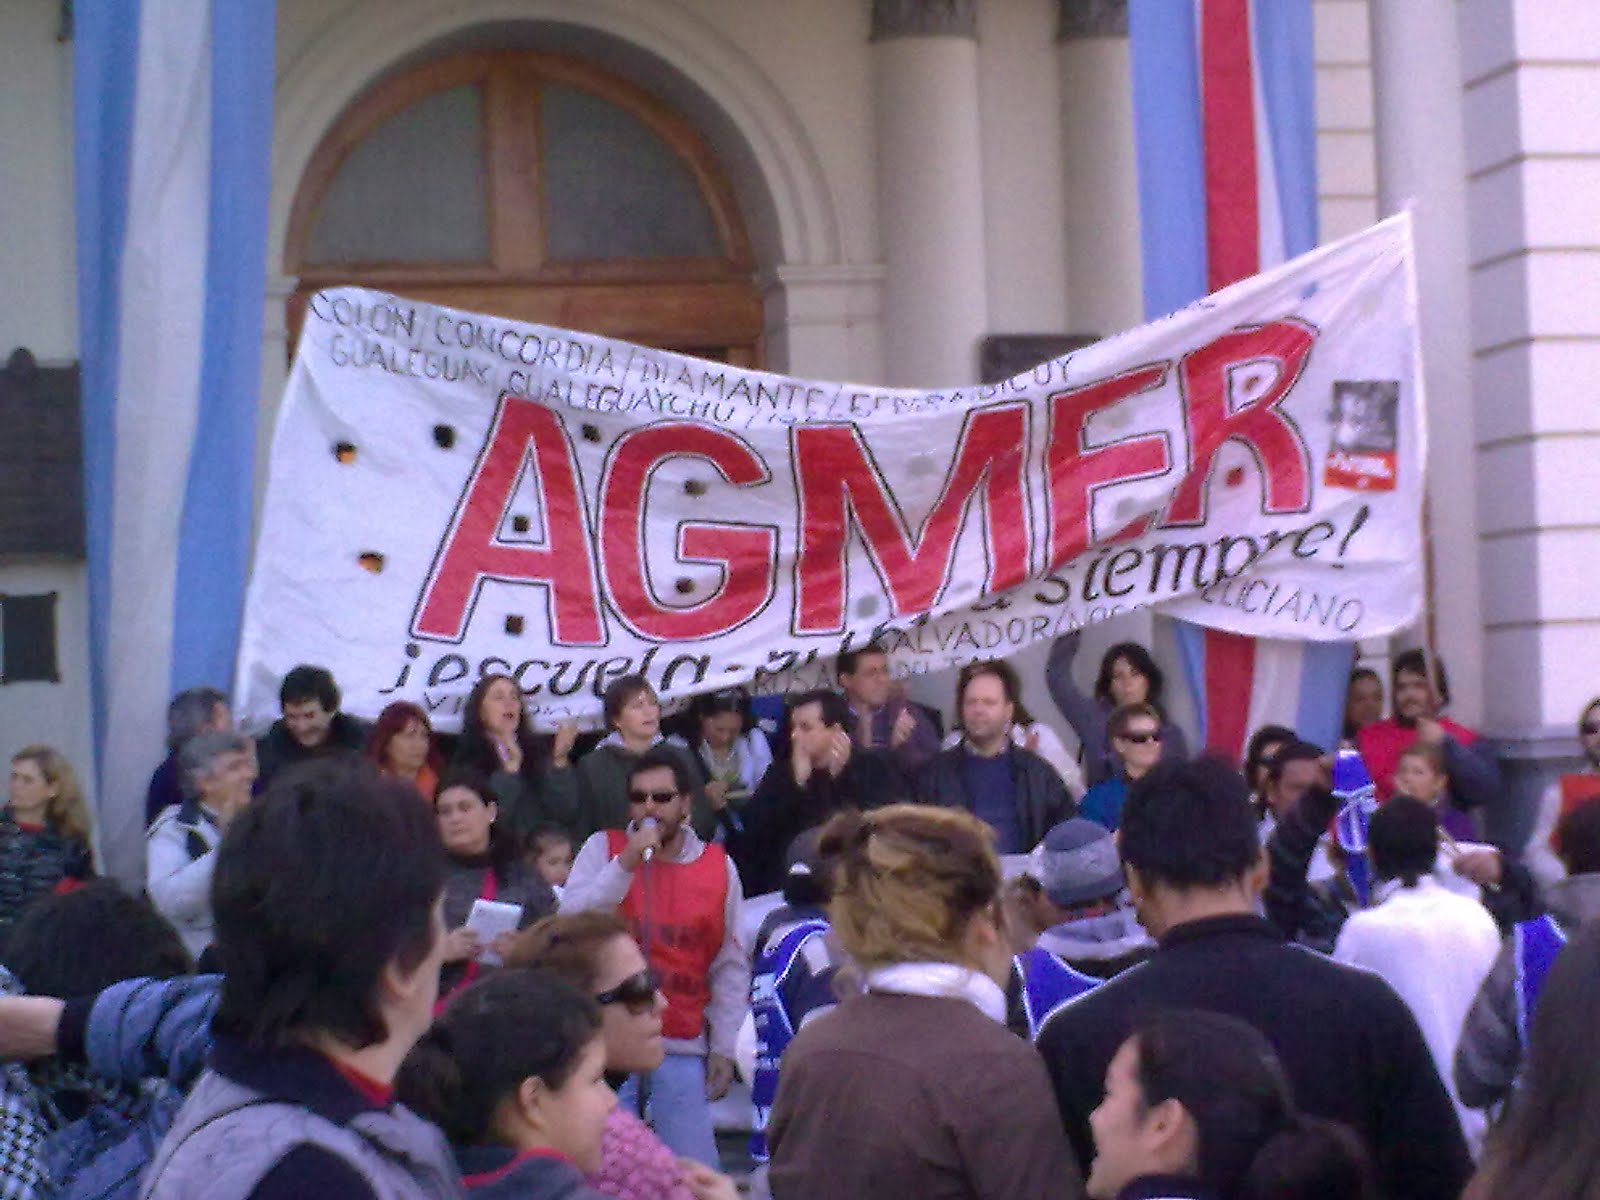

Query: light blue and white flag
<box><xmin>74</xmin><ymin>0</ymin><xmax>276</xmax><ymax>880</ymax></box>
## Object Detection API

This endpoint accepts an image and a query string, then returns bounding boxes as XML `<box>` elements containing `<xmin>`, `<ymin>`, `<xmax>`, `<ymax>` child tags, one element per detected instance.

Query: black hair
<box><xmin>434</xmin><ymin>767</ymin><xmax>523</xmax><ymax>874</ymax></box>
<box><xmin>1555</xmin><ymin>798</ymin><xmax>1600</xmax><ymax>877</ymax></box>
<box><xmin>1468</xmin><ymin>922</ymin><xmax>1600</xmax><ymax>1200</ymax></box>
<box><xmin>689</xmin><ymin>688</ymin><xmax>756</xmax><ymax>735</ymax></box>
<box><xmin>1245</xmin><ymin>724</ymin><xmax>1296</xmax><ymax>783</ymax></box>
<box><xmin>279</xmin><ymin>664</ymin><xmax>340</xmax><ymax>712</ymax></box>
<box><xmin>1120</xmin><ymin>757</ymin><xmax>1261</xmax><ymax>889</ymax></box>
<box><xmin>625</xmin><ymin>747</ymin><xmax>697</xmax><ymax>798</ymax></box>
<box><xmin>1238</xmin><ymin>1117</ymin><xmax>1377</xmax><ymax>1200</ymax></box>
<box><xmin>212</xmin><ymin>763</ymin><xmax>445</xmax><ymax>1051</ymax></box>
<box><xmin>455</xmin><ymin>673</ymin><xmax>550</xmax><ymax>784</ymax></box>
<box><xmin>1132</xmin><ymin>1009</ymin><xmax>1374</xmax><ymax>1200</ymax></box>
<box><xmin>1368</xmin><ymin>796</ymin><xmax>1438</xmax><ymax>887</ymax></box>
<box><xmin>4</xmin><ymin>880</ymin><xmax>191</xmax><ymax>996</ymax></box>
<box><xmin>1343</xmin><ymin>667</ymin><xmax>1385</xmax><ymax>738</ymax></box>
<box><xmin>397</xmin><ymin>968</ymin><xmax>601</xmax><ymax>1147</ymax></box>
<box><xmin>1265</xmin><ymin>740</ymin><xmax>1324</xmax><ymax>785</ymax></box>
<box><xmin>1094</xmin><ymin>642</ymin><xmax>1165</xmax><ymax>707</ymax></box>
<box><xmin>835</xmin><ymin>644</ymin><xmax>888</xmax><ymax>680</ymax></box>
<box><xmin>1392</xmin><ymin>648</ymin><xmax>1450</xmax><ymax>707</ymax></box>
<box><xmin>791</xmin><ymin>688</ymin><xmax>851</xmax><ymax>731</ymax></box>
<box><xmin>601</xmin><ymin>674</ymin><xmax>656</xmax><ymax>729</ymax></box>
<box><xmin>781</xmin><ymin>828</ymin><xmax>831</xmax><ymax>908</ymax></box>
<box><xmin>1579</xmin><ymin>697</ymin><xmax>1600</xmax><ymax>738</ymax></box>
<box><xmin>527</xmin><ymin>824</ymin><xmax>575</xmax><ymax>857</ymax></box>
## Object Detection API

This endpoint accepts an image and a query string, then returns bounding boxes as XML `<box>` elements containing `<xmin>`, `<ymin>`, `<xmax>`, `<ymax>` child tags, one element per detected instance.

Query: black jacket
<box><xmin>730</xmin><ymin>751</ymin><xmax>905</xmax><ymax>895</ymax></box>
<box><xmin>254</xmin><ymin>712</ymin><xmax>369</xmax><ymax>788</ymax></box>
<box><xmin>915</xmin><ymin>743</ymin><xmax>1075</xmax><ymax>852</ymax></box>
<box><xmin>1036</xmin><ymin>913</ymin><xmax>1471</xmax><ymax>1200</ymax></box>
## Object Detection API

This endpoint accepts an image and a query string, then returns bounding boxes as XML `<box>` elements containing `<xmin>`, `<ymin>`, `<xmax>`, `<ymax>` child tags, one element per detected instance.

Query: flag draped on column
<box><xmin>1130</xmin><ymin>0</ymin><xmax>1352</xmax><ymax>760</ymax></box>
<box><xmin>73</xmin><ymin>1</ymin><xmax>276</xmax><ymax>881</ymax></box>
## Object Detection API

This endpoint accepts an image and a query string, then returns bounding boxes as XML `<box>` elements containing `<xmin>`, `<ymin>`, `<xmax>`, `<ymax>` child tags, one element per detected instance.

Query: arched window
<box><xmin>285</xmin><ymin>50</ymin><xmax>761</xmax><ymax>364</ymax></box>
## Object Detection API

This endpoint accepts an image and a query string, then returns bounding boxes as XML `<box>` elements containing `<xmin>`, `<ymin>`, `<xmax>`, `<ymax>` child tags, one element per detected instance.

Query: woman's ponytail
<box><xmin>395</xmin><ymin>968</ymin><xmax>600</xmax><ymax>1146</ymax></box>
<box><xmin>396</xmin><ymin>1023</ymin><xmax>473</xmax><ymax>1143</ymax></box>
<box><xmin>1238</xmin><ymin>1115</ymin><xmax>1376</xmax><ymax>1200</ymax></box>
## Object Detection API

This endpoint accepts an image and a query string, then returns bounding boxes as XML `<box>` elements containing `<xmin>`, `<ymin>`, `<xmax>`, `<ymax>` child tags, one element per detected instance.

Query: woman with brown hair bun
<box><xmin>767</xmin><ymin>804</ymin><xmax>1082</xmax><ymax>1200</ymax></box>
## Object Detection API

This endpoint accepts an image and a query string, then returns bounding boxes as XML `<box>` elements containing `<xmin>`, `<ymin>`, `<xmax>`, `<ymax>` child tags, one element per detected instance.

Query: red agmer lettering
<box><xmin>599</xmin><ymin>422</ymin><xmax>776</xmax><ymax>641</ymax></box>
<box><xmin>792</xmin><ymin>403</ymin><xmax>1031</xmax><ymax>634</ymax></box>
<box><xmin>412</xmin><ymin>395</ymin><xmax>604</xmax><ymax>645</ymax></box>
<box><xmin>1165</xmin><ymin>319</ymin><xmax>1315</xmax><ymax>524</ymax></box>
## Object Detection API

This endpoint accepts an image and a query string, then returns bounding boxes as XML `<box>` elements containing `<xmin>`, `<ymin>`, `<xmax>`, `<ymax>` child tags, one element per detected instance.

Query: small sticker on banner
<box><xmin>1324</xmin><ymin>380</ymin><xmax>1399</xmax><ymax>492</ymax></box>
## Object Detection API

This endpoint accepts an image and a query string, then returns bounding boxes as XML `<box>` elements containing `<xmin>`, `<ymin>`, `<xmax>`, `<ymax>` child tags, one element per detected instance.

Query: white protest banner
<box><xmin>236</xmin><ymin>215</ymin><xmax>1424</xmax><ymax>729</ymax></box>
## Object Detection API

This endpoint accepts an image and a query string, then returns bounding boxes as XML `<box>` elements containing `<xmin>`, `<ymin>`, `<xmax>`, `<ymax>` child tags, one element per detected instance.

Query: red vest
<box><xmin>1555</xmin><ymin>774</ymin><xmax>1600</xmax><ymax>850</ymax></box>
<box><xmin>604</xmin><ymin>831</ymin><xmax>728</xmax><ymax>1041</ymax></box>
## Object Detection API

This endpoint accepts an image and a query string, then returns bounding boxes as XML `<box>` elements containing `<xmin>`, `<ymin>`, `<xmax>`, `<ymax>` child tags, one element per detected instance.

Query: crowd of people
<box><xmin>0</xmin><ymin>636</ymin><xmax>1597</xmax><ymax>1199</ymax></box>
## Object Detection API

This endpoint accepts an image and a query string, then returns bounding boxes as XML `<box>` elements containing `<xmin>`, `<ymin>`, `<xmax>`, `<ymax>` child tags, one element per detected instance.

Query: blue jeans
<box><xmin>617</xmin><ymin>1052</ymin><xmax>720</xmax><ymax>1168</ymax></box>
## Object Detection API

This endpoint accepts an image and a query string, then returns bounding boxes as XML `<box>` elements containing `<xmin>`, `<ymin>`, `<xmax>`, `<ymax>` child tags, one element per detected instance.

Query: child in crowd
<box><xmin>1393</xmin><ymin>743</ymin><xmax>1476</xmax><ymax>842</ymax></box>
<box><xmin>529</xmin><ymin>825</ymin><xmax>576</xmax><ymax>895</ymax></box>
<box><xmin>400</xmin><ymin>967</ymin><xmax>733</xmax><ymax>1200</ymax></box>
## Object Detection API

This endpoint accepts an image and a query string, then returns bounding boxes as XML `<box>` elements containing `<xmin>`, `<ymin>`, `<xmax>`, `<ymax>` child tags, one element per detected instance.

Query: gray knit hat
<box><xmin>1030</xmin><ymin>818</ymin><xmax>1124</xmax><ymax>907</ymax></box>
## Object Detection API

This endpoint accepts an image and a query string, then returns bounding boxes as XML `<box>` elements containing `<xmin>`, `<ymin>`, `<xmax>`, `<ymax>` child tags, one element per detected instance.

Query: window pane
<box><xmin>307</xmin><ymin>85</ymin><xmax>489</xmax><ymax>265</ymax></box>
<box><xmin>540</xmin><ymin>83</ymin><xmax>720</xmax><ymax>260</ymax></box>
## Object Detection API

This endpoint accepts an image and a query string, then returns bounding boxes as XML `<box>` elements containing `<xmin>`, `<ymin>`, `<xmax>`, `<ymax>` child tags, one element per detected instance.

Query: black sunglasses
<box><xmin>595</xmin><ymin>968</ymin><xmax>659</xmax><ymax>1012</ymax></box>
<box><xmin>1583</xmin><ymin>721</ymin><xmax>1600</xmax><ymax>737</ymax></box>
<box><xmin>627</xmin><ymin>789</ymin><xmax>680</xmax><ymax>806</ymax></box>
<box><xmin>1117</xmin><ymin>730</ymin><xmax>1163</xmax><ymax>745</ymax></box>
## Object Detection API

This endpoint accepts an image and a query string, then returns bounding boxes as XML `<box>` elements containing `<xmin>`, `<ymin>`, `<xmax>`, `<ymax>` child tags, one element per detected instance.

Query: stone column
<box><xmin>871</xmin><ymin>0</ymin><xmax>988</xmax><ymax>386</ymax></box>
<box><xmin>1056</xmin><ymin>0</ymin><xmax>1141</xmax><ymax>339</ymax></box>
<box><xmin>1457</xmin><ymin>0</ymin><xmax>1600</xmax><ymax>835</ymax></box>
<box><xmin>1368</xmin><ymin>1</ymin><xmax>1487</xmax><ymax>732</ymax></box>
<box><xmin>760</xmin><ymin>264</ymin><xmax>887</xmax><ymax>382</ymax></box>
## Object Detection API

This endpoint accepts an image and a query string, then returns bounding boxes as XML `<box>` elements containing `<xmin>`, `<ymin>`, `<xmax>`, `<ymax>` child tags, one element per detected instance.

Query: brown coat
<box><xmin>768</xmin><ymin>990</ymin><xmax>1083</xmax><ymax>1200</ymax></box>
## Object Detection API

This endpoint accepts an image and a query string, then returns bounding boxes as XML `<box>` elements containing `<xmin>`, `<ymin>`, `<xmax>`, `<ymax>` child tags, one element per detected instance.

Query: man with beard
<box><xmin>1356</xmin><ymin>649</ymin><xmax>1500</xmax><ymax>810</ymax></box>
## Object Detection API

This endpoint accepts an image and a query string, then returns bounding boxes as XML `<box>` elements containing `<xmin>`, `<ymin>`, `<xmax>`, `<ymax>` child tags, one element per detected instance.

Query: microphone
<box><xmin>638</xmin><ymin>816</ymin><xmax>659</xmax><ymax>863</ymax></box>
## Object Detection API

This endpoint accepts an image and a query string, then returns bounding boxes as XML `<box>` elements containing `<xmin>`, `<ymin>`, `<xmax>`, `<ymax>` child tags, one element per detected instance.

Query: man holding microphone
<box><xmin>561</xmin><ymin>747</ymin><xmax>748</xmax><ymax>1168</ymax></box>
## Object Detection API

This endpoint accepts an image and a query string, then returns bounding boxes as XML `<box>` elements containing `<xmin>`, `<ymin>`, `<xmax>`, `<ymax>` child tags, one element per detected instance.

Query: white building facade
<box><xmin>0</xmin><ymin>0</ymin><xmax>1594</xmax><ymax>849</ymax></box>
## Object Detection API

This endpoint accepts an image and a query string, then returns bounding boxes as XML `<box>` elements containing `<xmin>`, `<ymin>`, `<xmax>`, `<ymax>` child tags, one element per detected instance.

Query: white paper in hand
<box><xmin>466</xmin><ymin>899</ymin><xmax>523</xmax><ymax>965</ymax></box>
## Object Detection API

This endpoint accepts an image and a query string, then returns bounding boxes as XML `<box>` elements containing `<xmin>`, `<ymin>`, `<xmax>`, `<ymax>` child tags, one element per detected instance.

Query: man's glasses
<box><xmin>627</xmin><ymin>789</ymin><xmax>680</xmax><ymax>806</ymax></box>
<box><xmin>1117</xmin><ymin>730</ymin><xmax>1163</xmax><ymax>745</ymax></box>
<box><xmin>1582</xmin><ymin>721</ymin><xmax>1600</xmax><ymax>737</ymax></box>
<box><xmin>595</xmin><ymin>969</ymin><xmax>660</xmax><ymax>1013</ymax></box>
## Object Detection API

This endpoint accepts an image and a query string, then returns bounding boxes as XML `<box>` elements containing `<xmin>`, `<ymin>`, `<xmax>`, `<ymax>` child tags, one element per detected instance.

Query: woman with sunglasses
<box><xmin>1046</xmin><ymin>632</ymin><xmax>1189</xmax><ymax>788</ymax></box>
<box><xmin>1078</xmin><ymin>704</ymin><xmax>1166</xmax><ymax>833</ymax></box>
<box><xmin>768</xmin><ymin>804</ymin><xmax>1079</xmax><ymax>1199</ymax></box>
<box><xmin>508</xmin><ymin>912</ymin><xmax>741</xmax><ymax>1200</ymax></box>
